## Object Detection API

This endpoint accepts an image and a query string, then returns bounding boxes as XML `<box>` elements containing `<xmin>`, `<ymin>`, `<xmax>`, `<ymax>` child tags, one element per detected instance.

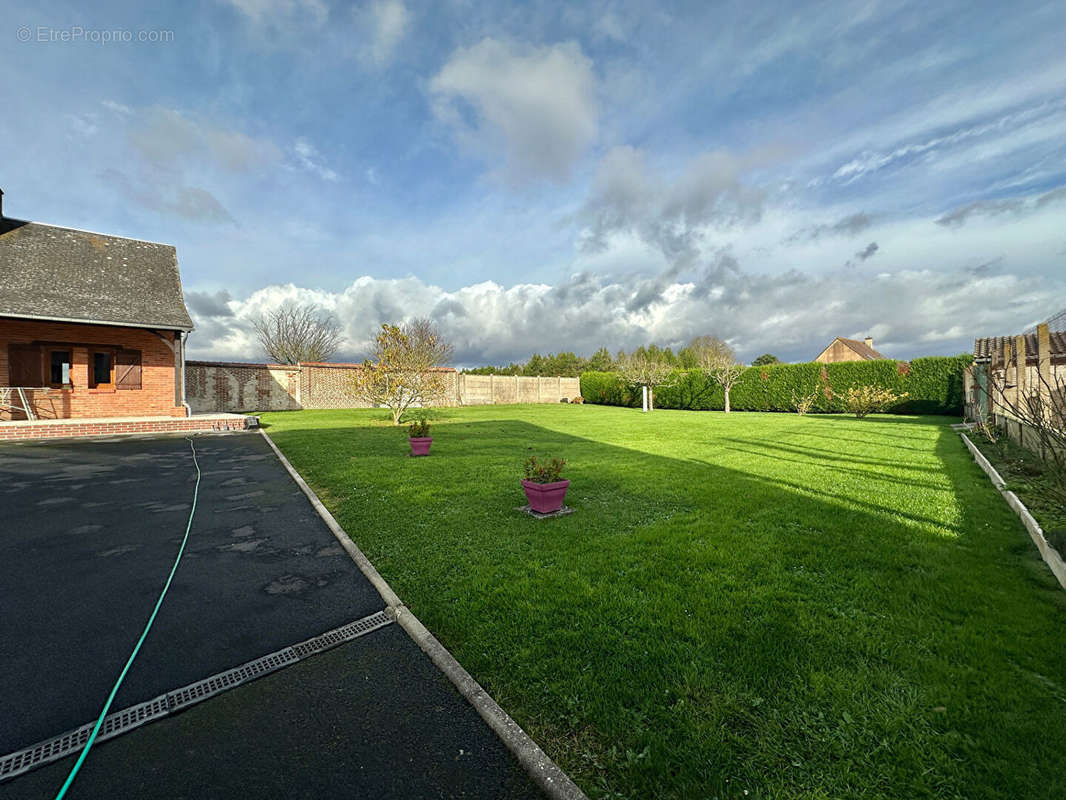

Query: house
<box><xmin>0</xmin><ymin>190</ymin><xmax>194</xmax><ymax>422</ymax></box>
<box><xmin>972</xmin><ymin>331</ymin><xmax>1066</xmax><ymax>365</ymax></box>
<box><xmin>966</xmin><ymin>325</ymin><xmax>1066</xmax><ymax>424</ymax></box>
<box><xmin>814</xmin><ymin>336</ymin><xmax>886</xmax><ymax>364</ymax></box>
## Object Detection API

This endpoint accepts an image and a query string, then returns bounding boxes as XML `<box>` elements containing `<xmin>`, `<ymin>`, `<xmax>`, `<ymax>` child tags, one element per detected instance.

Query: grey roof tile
<box><xmin>0</xmin><ymin>218</ymin><xmax>194</xmax><ymax>330</ymax></box>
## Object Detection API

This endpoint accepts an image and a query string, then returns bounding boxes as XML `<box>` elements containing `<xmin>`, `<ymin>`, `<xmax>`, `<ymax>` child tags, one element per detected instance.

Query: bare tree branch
<box><xmin>688</xmin><ymin>335</ymin><xmax>747</xmax><ymax>413</ymax></box>
<box><xmin>617</xmin><ymin>351</ymin><xmax>675</xmax><ymax>410</ymax></box>
<box><xmin>251</xmin><ymin>304</ymin><xmax>343</xmax><ymax>364</ymax></box>
<box><xmin>975</xmin><ymin>335</ymin><xmax>1066</xmax><ymax>504</ymax></box>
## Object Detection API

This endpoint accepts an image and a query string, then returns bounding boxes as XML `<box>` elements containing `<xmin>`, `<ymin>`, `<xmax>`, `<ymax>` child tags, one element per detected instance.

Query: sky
<box><xmin>2</xmin><ymin>0</ymin><xmax>1065</xmax><ymax>366</ymax></box>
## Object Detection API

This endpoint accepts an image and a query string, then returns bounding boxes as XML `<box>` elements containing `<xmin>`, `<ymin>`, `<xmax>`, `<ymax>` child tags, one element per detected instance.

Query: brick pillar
<box><xmin>1003</xmin><ymin>340</ymin><xmax>1015</xmax><ymax>416</ymax></box>
<box><xmin>1015</xmin><ymin>334</ymin><xmax>1027</xmax><ymax>403</ymax></box>
<box><xmin>1038</xmin><ymin>323</ymin><xmax>1052</xmax><ymax>423</ymax></box>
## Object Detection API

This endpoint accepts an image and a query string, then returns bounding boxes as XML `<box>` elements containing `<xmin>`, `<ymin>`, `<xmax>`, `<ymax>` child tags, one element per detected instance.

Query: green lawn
<box><xmin>260</xmin><ymin>405</ymin><xmax>1066</xmax><ymax>800</ymax></box>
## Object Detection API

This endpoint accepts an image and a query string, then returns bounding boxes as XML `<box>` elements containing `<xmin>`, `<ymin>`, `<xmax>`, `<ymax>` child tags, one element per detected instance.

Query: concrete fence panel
<box><xmin>186</xmin><ymin>361</ymin><xmax>581</xmax><ymax>413</ymax></box>
<box><xmin>459</xmin><ymin>375</ymin><xmax>494</xmax><ymax>406</ymax></box>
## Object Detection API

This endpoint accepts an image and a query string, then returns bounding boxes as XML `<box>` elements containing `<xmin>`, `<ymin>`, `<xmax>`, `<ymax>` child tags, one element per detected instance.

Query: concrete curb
<box><xmin>259</xmin><ymin>429</ymin><xmax>588</xmax><ymax>800</ymax></box>
<box><xmin>959</xmin><ymin>432</ymin><xmax>1066</xmax><ymax>591</ymax></box>
<box><xmin>960</xmin><ymin>432</ymin><xmax>1006</xmax><ymax>489</ymax></box>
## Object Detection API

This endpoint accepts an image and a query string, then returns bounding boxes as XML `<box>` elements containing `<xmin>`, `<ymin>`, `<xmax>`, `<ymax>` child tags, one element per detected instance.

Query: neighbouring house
<box><xmin>0</xmin><ymin>191</ymin><xmax>194</xmax><ymax>422</ymax></box>
<box><xmin>814</xmin><ymin>336</ymin><xmax>887</xmax><ymax>364</ymax></box>
<box><xmin>966</xmin><ymin>325</ymin><xmax>1066</xmax><ymax>425</ymax></box>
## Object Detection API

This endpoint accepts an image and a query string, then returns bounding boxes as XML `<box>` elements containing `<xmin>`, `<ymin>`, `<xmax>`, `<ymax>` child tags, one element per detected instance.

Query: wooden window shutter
<box><xmin>8</xmin><ymin>345</ymin><xmax>44</xmax><ymax>386</ymax></box>
<box><xmin>116</xmin><ymin>350</ymin><xmax>142</xmax><ymax>390</ymax></box>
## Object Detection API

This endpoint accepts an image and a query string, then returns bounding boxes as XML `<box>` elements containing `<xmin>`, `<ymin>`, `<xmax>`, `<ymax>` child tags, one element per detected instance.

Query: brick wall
<box><xmin>0</xmin><ymin>318</ymin><xmax>184</xmax><ymax>420</ymax></box>
<box><xmin>184</xmin><ymin>360</ymin><xmax>581</xmax><ymax>412</ymax></box>
<box><xmin>186</xmin><ymin>361</ymin><xmax>301</xmax><ymax>413</ymax></box>
<box><xmin>0</xmin><ymin>415</ymin><xmax>250</xmax><ymax>441</ymax></box>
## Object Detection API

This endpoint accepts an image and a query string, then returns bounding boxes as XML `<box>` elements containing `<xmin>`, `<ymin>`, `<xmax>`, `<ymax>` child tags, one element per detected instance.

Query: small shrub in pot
<box><xmin>408</xmin><ymin>418</ymin><xmax>432</xmax><ymax>456</ymax></box>
<box><xmin>521</xmin><ymin>455</ymin><xmax>570</xmax><ymax>513</ymax></box>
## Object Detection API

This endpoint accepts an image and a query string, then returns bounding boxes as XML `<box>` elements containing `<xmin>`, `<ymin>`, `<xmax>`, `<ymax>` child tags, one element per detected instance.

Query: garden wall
<box><xmin>187</xmin><ymin>361</ymin><xmax>580</xmax><ymax>413</ymax></box>
<box><xmin>186</xmin><ymin>361</ymin><xmax>301</xmax><ymax>414</ymax></box>
<box><xmin>580</xmin><ymin>356</ymin><xmax>972</xmax><ymax>415</ymax></box>
<box><xmin>459</xmin><ymin>374</ymin><xmax>579</xmax><ymax>406</ymax></box>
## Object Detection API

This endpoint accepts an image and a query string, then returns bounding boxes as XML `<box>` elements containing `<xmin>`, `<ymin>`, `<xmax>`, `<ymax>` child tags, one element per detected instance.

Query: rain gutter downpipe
<box><xmin>180</xmin><ymin>330</ymin><xmax>192</xmax><ymax>417</ymax></box>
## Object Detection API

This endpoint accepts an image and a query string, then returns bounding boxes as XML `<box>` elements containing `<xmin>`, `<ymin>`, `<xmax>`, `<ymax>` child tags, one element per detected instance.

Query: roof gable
<box><xmin>837</xmin><ymin>337</ymin><xmax>886</xmax><ymax>360</ymax></box>
<box><xmin>0</xmin><ymin>219</ymin><xmax>194</xmax><ymax>331</ymax></box>
<box><xmin>816</xmin><ymin>337</ymin><xmax>887</xmax><ymax>361</ymax></box>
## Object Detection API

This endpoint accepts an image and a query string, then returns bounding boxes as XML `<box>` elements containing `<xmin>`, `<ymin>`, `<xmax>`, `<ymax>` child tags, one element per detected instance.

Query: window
<box><xmin>115</xmin><ymin>350</ymin><xmax>142</xmax><ymax>390</ymax></box>
<box><xmin>89</xmin><ymin>350</ymin><xmax>114</xmax><ymax>390</ymax></box>
<box><xmin>7</xmin><ymin>345</ymin><xmax>43</xmax><ymax>386</ymax></box>
<box><xmin>49</xmin><ymin>350</ymin><xmax>72</xmax><ymax>386</ymax></box>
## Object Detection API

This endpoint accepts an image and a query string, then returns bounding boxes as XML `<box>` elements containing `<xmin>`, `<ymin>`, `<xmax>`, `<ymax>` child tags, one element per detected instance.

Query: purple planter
<box><xmin>409</xmin><ymin>436</ymin><xmax>432</xmax><ymax>456</ymax></box>
<box><xmin>521</xmin><ymin>478</ymin><xmax>570</xmax><ymax>514</ymax></box>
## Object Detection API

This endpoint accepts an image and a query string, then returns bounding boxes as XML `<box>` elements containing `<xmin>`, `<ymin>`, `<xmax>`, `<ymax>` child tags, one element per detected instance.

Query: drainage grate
<box><xmin>0</xmin><ymin>695</ymin><xmax>169</xmax><ymax>781</ymax></box>
<box><xmin>290</xmin><ymin>610</ymin><xmax>391</xmax><ymax>658</ymax></box>
<box><xmin>0</xmin><ymin>610</ymin><xmax>391</xmax><ymax>783</ymax></box>
<box><xmin>167</xmin><ymin>650</ymin><xmax>300</xmax><ymax>711</ymax></box>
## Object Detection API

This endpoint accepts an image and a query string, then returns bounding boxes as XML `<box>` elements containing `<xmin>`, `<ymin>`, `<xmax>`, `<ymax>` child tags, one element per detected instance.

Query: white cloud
<box><xmin>354</xmin><ymin>0</ymin><xmax>411</xmax><ymax>66</ymax></box>
<box><xmin>128</xmin><ymin>107</ymin><xmax>282</xmax><ymax>173</ymax></box>
<box><xmin>579</xmin><ymin>145</ymin><xmax>765</xmax><ymax>272</ymax></box>
<box><xmin>100</xmin><ymin>106</ymin><xmax>283</xmax><ymax>225</ymax></box>
<box><xmin>101</xmin><ymin>99</ymin><xmax>132</xmax><ymax>115</ymax></box>
<box><xmin>185</xmin><ymin>253</ymin><xmax>1060</xmax><ymax>366</ymax></box>
<box><xmin>430</xmin><ymin>38</ymin><xmax>598</xmax><ymax>181</ymax></box>
<box><xmin>292</xmin><ymin>138</ymin><xmax>340</xmax><ymax>181</ymax></box>
<box><xmin>223</xmin><ymin>0</ymin><xmax>328</xmax><ymax>27</ymax></box>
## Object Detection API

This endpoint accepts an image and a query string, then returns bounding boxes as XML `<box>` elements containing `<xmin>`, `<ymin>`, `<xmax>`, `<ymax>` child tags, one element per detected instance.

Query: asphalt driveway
<box><xmin>0</xmin><ymin>432</ymin><xmax>542</xmax><ymax>799</ymax></box>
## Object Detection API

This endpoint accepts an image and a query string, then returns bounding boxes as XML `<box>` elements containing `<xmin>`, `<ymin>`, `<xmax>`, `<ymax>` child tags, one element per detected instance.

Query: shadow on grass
<box><xmin>263</xmin><ymin>414</ymin><xmax>1066</xmax><ymax>799</ymax></box>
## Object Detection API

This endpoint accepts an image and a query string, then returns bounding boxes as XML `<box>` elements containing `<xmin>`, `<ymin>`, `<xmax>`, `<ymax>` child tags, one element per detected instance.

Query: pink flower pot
<box><xmin>521</xmin><ymin>478</ymin><xmax>570</xmax><ymax>514</ymax></box>
<box><xmin>409</xmin><ymin>436</ymin><xmax>432</xmax><ymax>456</ymax></box>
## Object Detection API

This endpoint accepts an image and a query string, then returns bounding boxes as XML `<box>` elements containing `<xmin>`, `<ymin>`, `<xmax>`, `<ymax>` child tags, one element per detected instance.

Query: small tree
<box><xmin>618</xmin><ymin>350</ymin><xmax>675</xmax><ymax>411</ymax></box>
<box><xmin>251</xmin><ymin>303</ymin><xmax>343</xmax><ymax>364</ymax></box>
<box><xmin>752</xmin><ymin>353</ymin><xmax>780</xmax><ymax>366</ymax></box>
<box><xmin>350</xmin><ymin>319</ymin><xmax>454</xmax><ymax>425</ymax></box>
<box><xmin>844</xmin><ymin>386</ymin><xmax>907</xmax><ymax>418</ymax></box>
<box><xmin>688</xmin><ymin>336</ymin><xmax>746</xmax><ymax>413</ymax></box>
<box><xmin>791</xmin><ymin>388</ymin><xmax>818</xmax><ymax>415</ymax></box>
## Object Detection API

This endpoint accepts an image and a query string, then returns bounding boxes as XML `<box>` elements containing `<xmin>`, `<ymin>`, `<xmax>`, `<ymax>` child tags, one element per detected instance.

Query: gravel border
<box><xmin>259</xmin><ymin>429</ymin><xmax>588</xmax><ymax>800</ymax></box>
<box><xmin>960</xmin><ymin>432</ymin><xmax>1066</xmax><ymax>590</ymax></box>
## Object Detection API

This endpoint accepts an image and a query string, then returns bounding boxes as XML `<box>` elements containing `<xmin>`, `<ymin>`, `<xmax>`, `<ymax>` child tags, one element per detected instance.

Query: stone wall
<box><xmin>185</xmin><ymin>360</ymin><xmax>581</xmax><ymax>413</ymax></box>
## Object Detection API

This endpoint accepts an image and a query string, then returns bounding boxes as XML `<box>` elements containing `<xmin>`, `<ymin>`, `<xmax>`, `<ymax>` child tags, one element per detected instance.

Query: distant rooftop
<box><xmin>836</xmin><ymin>337</ymin><xmax>886</xmax><ymax>360</ymax></box>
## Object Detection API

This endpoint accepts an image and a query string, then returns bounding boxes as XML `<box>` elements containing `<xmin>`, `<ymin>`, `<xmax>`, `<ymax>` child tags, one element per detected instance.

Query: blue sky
<box><xmin>3</xmin><ymin>0</ymin><xmax>1065</xmax><ymax>364</ymax></box>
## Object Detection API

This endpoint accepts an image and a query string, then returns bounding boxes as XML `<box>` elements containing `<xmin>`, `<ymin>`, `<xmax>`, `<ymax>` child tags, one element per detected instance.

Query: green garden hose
<box><xmin>54</xmin><ymin>436</ymin><xmax>202</xmax><ymax>800</ymax></box>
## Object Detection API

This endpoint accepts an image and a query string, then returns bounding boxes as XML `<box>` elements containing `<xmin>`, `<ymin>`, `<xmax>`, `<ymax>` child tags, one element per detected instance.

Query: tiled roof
<box><xmin>974</xmin><ymin>331</ymin><xmax>1066</xmax><ymax>362</ymax></box>
<box><xmin>0</xmin><ymin>218</ymin><xmax>194</xmax><ymax>330</ymax></box>
<box><xmin>837</xmin><ymin>337</ymin><xmax>886</xmax><ymax>360</ymax></box>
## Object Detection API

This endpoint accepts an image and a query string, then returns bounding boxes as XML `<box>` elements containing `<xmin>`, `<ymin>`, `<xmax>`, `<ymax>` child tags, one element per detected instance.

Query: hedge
<box><xmin>579</xmin><ymin>355</ymin><xmax>972</xmax><ymax>415</ymax></box>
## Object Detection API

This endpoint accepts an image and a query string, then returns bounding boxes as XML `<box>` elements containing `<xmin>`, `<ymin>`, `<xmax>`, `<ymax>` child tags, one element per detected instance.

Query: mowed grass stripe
<box><xmin>262</xmin><ymin>405</ymin><xmax>1066</xmax><ymax>800</ymax></box>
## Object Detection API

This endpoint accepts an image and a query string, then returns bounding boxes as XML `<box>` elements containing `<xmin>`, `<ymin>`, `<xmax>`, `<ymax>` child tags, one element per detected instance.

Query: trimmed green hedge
<box><xmin>579</xmin><ymin>355</ymin><xmax>972</xmax><ymax>415</ymax></box>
